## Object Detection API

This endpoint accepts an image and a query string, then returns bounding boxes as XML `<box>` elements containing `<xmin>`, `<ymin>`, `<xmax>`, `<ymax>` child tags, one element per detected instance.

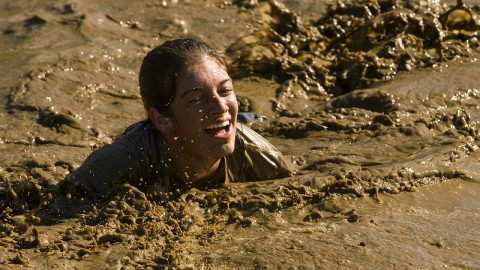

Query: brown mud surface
<box><xmin>0</xmin><ymin>0</ymin><xmax>479</xmax><ymax>269</ymax></box>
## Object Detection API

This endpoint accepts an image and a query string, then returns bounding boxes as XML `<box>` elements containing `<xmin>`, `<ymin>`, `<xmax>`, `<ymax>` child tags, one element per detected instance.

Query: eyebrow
<box><xmin>180</xmin><ymin>78</ymin><xmax>232</xmax><ymax>98</ymax></box>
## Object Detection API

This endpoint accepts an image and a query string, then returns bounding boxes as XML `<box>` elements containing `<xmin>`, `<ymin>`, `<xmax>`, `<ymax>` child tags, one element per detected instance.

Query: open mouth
<box><xmin>204</xmin><ymin>120</ymin><xmax>231</xmax><ymax>137</ymax></box>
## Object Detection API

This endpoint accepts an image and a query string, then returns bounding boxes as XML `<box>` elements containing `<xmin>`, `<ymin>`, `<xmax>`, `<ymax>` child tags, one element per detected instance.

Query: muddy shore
<box><xmin>0</xmin><ymin>0</ymin><xmax>479</xmax><ymax>269</ymax></box>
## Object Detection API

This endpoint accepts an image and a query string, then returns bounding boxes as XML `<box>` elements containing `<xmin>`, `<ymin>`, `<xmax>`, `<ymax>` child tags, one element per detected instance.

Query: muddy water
<box><xmin>0</xmin><ymin>0</ymin><xmax>479</xmax><ymax>269</ymax></box>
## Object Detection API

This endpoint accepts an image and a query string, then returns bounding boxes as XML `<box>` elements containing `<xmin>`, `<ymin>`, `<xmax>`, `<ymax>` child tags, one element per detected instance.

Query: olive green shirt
<box><xmin>60</xmin><ymin>121</ymin><xmax>292</xmax><ymax>196</ymax></box>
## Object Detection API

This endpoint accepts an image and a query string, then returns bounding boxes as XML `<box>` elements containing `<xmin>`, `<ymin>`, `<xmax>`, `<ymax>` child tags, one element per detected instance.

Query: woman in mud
<box><xmin>59</xmin><ymin>38</ymin><xmax>292</xmax><ymax>197</ymax></box>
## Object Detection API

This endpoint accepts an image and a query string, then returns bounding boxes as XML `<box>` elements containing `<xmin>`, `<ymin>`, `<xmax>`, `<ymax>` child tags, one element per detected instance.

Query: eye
<box><xmin>188</xmin><ymin>95</ymin><xmax>203</xmax><ymax>104</ymax></box>
<box><xmin>219</xmin><ymin>88</ymin><xmax>233</xmax><ymax>97</ymax></box>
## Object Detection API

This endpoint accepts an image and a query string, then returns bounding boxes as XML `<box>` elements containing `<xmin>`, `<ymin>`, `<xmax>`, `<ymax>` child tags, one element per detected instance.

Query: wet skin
<box><xmin>152</xmin><ymin>55</ymin><xmax>238</xmax><ymax>183</ymax></box>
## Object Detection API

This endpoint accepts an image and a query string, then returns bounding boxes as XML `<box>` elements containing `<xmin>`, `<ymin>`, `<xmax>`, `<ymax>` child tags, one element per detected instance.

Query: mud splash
<box><xmin>0</xmin><ymin>0</ymin><xmax>479</xmax><ymax>269</ymax></box>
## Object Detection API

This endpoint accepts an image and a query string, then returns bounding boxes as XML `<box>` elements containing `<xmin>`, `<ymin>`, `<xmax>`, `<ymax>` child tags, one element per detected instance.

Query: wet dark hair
<box><xmin>139</xmin><ymin>38</ymin><xmax>228</xmax><ymax>116</ymax></box>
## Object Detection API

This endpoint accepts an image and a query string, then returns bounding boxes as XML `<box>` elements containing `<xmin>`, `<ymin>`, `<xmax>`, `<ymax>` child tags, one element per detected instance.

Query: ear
<box><xmin>149</xmin><ymin>108</ymin><xmax>173</xmax><ymax>135</ymax></box>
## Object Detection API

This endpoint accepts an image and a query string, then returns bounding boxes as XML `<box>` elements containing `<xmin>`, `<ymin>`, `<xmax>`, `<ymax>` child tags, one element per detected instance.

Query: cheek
<box><xmin>177</xmin><ymin>107</ymin><xmax>204</xmax><ymax>121</ymax></box>
<box><xmin>171</xmin><ymin>108</ymin><xmax>204</xmax><ymax>135</ymax></box>
<box><xmin>228</xmin><ymin>97</ymin><xmax>239</xmax><ymax>113</ymax></box>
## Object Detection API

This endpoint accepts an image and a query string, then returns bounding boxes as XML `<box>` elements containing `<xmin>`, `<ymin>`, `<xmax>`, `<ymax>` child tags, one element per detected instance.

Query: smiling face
<box><xmin>166</xmin><ymin>55</ymin><xmax>238</xmax><ymax>164</ymax></box>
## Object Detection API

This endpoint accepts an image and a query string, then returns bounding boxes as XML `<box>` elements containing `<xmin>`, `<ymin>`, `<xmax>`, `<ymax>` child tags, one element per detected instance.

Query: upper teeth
<box><xmin>205</xmin><ymin>121</ymin><xmax>229</xmax><ymax>130</ymax></box>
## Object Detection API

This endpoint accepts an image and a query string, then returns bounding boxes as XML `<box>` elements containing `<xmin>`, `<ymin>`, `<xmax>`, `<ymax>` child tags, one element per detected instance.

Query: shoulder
<box><xmin>235</xmin><ymin>123</ymin><xmax>274</xmax><ymax>149</ymax></box>
<box><xmin>229</xmin><ymin>123</ymin><xmax>293</xmax><ymax>182</ymax></box>
<box><xmin>122</xmin><ymin>120</ymin><xmax>155</xmax><ymax>140</ymax></box>
<box><xmin>60</xmin><ymin>120</ymin><xmax>164</xmax><ymax>195</ymax></box>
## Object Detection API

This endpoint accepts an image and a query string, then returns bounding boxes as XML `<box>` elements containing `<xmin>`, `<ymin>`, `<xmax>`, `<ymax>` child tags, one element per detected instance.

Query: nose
<box><xmin>208</xmin><ymin>93</ymin><xmax>229</xmax><ymax>114</ymax></box>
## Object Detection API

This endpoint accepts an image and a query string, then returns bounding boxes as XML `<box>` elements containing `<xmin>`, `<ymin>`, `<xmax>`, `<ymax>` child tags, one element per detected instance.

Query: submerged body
<box><xmin>60</xmin><ymin>121</ymin><xmax>292</xmax><ymax>196</ymax></box>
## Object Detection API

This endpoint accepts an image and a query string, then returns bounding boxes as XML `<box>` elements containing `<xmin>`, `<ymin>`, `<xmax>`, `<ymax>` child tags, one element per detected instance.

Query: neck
<box><xmin>161</xmin><ymin>140</ymin><xmax>222</xmax><ymax>184</ymax></box>
<box><xmin>172</xmin><ymin>156</ymin><xmax>222</xmax><ymax>183</ymax></box>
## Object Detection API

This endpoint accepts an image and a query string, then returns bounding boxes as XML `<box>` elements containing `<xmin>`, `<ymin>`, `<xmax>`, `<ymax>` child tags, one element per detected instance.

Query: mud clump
<box><xmin>227</xmin><ymin>0</ymin><xmax>480</xmax><ymax>112</ymax></box>
<box><xmin>0</xmin><ymin>176</ymin><xmax>373</xmax><ymax>268</ymax></box>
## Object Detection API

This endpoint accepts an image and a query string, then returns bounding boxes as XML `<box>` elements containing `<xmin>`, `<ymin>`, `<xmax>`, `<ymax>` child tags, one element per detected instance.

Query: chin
<box><xmin>216</xmin><ymin>139</ymin><xmax>236</xmax><ymax>158</ymax></box>
<box><xmin>224</xmin><ymin>143</ymin><xmax>235</xmax><ymax>156</ymax></box>
<box><xmin>202</xmin><ymin>124</ymin><xmax>236</xmax><ymax>158</ymax></box>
